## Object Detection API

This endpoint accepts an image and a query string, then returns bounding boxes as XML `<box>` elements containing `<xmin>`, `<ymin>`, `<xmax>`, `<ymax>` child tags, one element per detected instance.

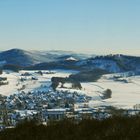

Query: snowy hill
<box><xmin>0</xmin><ymin>49</ymin><xmax>139</xmax><ymax>74</ymax></box>
<box><xmin>0</xmin><ymin>49</ymin><xmax>90</xmax><ymax>67</ymax></box>
<box><xmin>76</xmin><ymin>55</ymin><xmax>140</xmax><ymax>73</ymax></box>
<box><xmin>29</xmin><ymin>54</ymin><xmax>140</xmax><ymax>73</ymax></box>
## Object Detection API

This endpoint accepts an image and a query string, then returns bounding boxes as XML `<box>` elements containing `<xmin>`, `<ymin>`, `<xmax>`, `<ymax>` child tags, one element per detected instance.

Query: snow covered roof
<box><xmin>47</xmin><ymin>108</ymin><xmax>67</xmax><ymax>112</ymax></box>
<box><xmin>66</xmin><ymin>57</ymin><xmax>77</xmax><ymax>61</ymax></box>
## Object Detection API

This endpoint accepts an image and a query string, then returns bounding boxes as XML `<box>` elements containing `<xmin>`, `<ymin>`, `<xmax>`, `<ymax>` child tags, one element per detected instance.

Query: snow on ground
<box><xmin>0</xmin><ymin>70</ymin><xmax>140</xmax><ymax>109</ymax></box>
<box><xmin>56</xmin><ymin>73</ymin><xmax>140</xmax><ymax>109</ymax></box>
<box><xmin>82</xmin><ymin>75</ymin><xmax>140</xmax><ymax>109</ymax></box>
<box><xmin>0</xmin><ymin>70</ymin><xmax>78</xmax><ymax>96</ymax></box>
<box><xmin>0</xmin><ymin>71</ymin><xmax>20</xmax><ymax>96</ymax></box>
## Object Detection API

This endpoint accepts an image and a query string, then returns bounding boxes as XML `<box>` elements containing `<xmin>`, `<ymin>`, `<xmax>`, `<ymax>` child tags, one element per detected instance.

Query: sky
<box><xmin>0</xmin><ymin>0</ymin><xmax>140</xmax><ymax>55</ymax></box>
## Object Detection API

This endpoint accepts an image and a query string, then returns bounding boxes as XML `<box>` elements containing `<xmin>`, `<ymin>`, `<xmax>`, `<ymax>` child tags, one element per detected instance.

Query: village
<box><xmin>0</xmin><ymin>70</ymin><xmax>140</xmax><ymax>130</ymax></box>
<box><xmin>0</xmin><ymin>86</ymin><xmax>105</xmax><ymax>128</ymax></box>
<box><xmin>0</xmin><ymin>88</ymin><xmax>140</xmax><ymax>130</ymax></box>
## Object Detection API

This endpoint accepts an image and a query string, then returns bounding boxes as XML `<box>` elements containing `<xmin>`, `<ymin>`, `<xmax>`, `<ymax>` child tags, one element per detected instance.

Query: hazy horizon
<box><xmin>0</xmin><ymin>47</ymin><xmax>140</xmax><ymax>56</ymax></box>
<box><xmin>0</xmin><ymin>0</ymin><xmax>140</xmax><ymax>56</ymax></box>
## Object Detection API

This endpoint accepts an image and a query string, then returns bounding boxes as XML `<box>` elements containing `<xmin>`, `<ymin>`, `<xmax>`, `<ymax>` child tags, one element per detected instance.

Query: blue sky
<box><xmin>0</xmin><ymin>0</ymin><xmax>140</xmax><ymax>55</ymax></box>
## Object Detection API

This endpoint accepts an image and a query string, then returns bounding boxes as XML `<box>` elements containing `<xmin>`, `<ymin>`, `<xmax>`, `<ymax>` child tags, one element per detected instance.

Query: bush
<box><xmin>102</xmin><ymin>89</ymin><xmax>112</xmax><ymax>99</ymax></box>
<box><xmin>72</xmin><ymin>81</ymin><xmax>82</xmax><ymax>90</ymax></box>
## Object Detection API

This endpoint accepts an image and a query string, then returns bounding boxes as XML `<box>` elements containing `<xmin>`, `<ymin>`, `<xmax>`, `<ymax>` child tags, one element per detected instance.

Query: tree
<box><xmin>72</xmin><ymin>81</ymin><xmax>82</xmax><ymax>90</ymax></box>
<box><xmin>51</xmin><ymin>81</ymin><xmax>59</xmax><ymax>91</ymax></box>
<box><xmin>0</xmin><ymin>70</ymin><xmax>2</xmax><ymax>75</ymax></box>
<box><xmin>102</xmin><ymin>89</ymin><xmax>112</xmax><ymax>99</ymax></box>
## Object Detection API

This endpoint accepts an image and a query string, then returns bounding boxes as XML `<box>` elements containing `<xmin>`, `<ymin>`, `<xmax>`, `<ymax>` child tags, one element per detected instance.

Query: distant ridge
<box><xmin>0</xmin><ymin>48</ymin><xmax>139</xmax><ymax>73</ymax></box>
<box><xmin>0</xmin><ymin>48</ymin><xmax>91</xmax><ymax>67</ymax></box>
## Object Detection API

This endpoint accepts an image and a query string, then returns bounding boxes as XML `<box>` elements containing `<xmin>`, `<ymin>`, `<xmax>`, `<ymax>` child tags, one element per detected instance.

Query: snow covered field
<box><xmin>82</xmin><ymin>75</ymin><xmax>140</xmax><ymax>109</ymax></box>
<box><xmin>0</xmin><ymin>70</ymin><xmax>140</xmax><ymax>109</ymax></box>
<box><xmin>0</xmin><ymin>70</ymin><xmax>77</xmax><ymax>96</ymax></box>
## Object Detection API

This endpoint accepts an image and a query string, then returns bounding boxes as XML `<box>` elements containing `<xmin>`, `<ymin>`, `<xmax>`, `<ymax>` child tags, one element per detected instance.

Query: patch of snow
<box><xmin>66</xmin><ymin>57</ymin><xmax>77</xmax><ymax>61</ymax></box>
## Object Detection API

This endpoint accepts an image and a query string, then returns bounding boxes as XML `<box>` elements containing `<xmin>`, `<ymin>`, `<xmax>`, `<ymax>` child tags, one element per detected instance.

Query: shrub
<box><xmin>102</xmin><ymin>89</ymin><xmax>112</xmax><ymax>99</ymax></box>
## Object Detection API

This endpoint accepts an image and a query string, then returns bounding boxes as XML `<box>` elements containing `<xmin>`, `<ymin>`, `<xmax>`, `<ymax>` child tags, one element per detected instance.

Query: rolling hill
<box><xmin>0</xmin><ymin>49</ymin><xmax>139</xmax><ymax>73</ymax></box>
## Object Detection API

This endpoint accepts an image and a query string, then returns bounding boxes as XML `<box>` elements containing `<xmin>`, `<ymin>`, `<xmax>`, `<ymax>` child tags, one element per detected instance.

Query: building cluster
<box><xmin>0</xmin><ymin>88</ymin><xmax>95</xmax><ymax>129</ymax></box>
<box><xmin>1</xmin><ymin>87</ymin><xmax>140</xmax><ymax>130</ymax></box>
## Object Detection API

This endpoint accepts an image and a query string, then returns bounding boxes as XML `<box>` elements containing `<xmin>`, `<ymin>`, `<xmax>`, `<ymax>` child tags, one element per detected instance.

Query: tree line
<box><xmin>1</xmin><ymin>115</ymin><xmax>140</xmax><ymax>140</ymax></box>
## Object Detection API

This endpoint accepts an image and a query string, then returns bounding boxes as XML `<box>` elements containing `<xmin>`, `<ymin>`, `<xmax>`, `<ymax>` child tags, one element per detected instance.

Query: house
<box><xmin>45</xmin><ymin>108</ymin><xmax>67</xmax><ymax>121</ymax></box>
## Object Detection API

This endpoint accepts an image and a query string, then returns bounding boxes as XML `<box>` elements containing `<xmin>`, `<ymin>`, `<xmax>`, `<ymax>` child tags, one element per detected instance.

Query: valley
<box><xmin>0</xmin><ymin>49</ymin><xmax>139</xmax><ymax>128</ymax></box>
<box><xmin>0</xmin><ymin>70</ymin><xmax>140</xmax><ymax>109</ymax></box>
